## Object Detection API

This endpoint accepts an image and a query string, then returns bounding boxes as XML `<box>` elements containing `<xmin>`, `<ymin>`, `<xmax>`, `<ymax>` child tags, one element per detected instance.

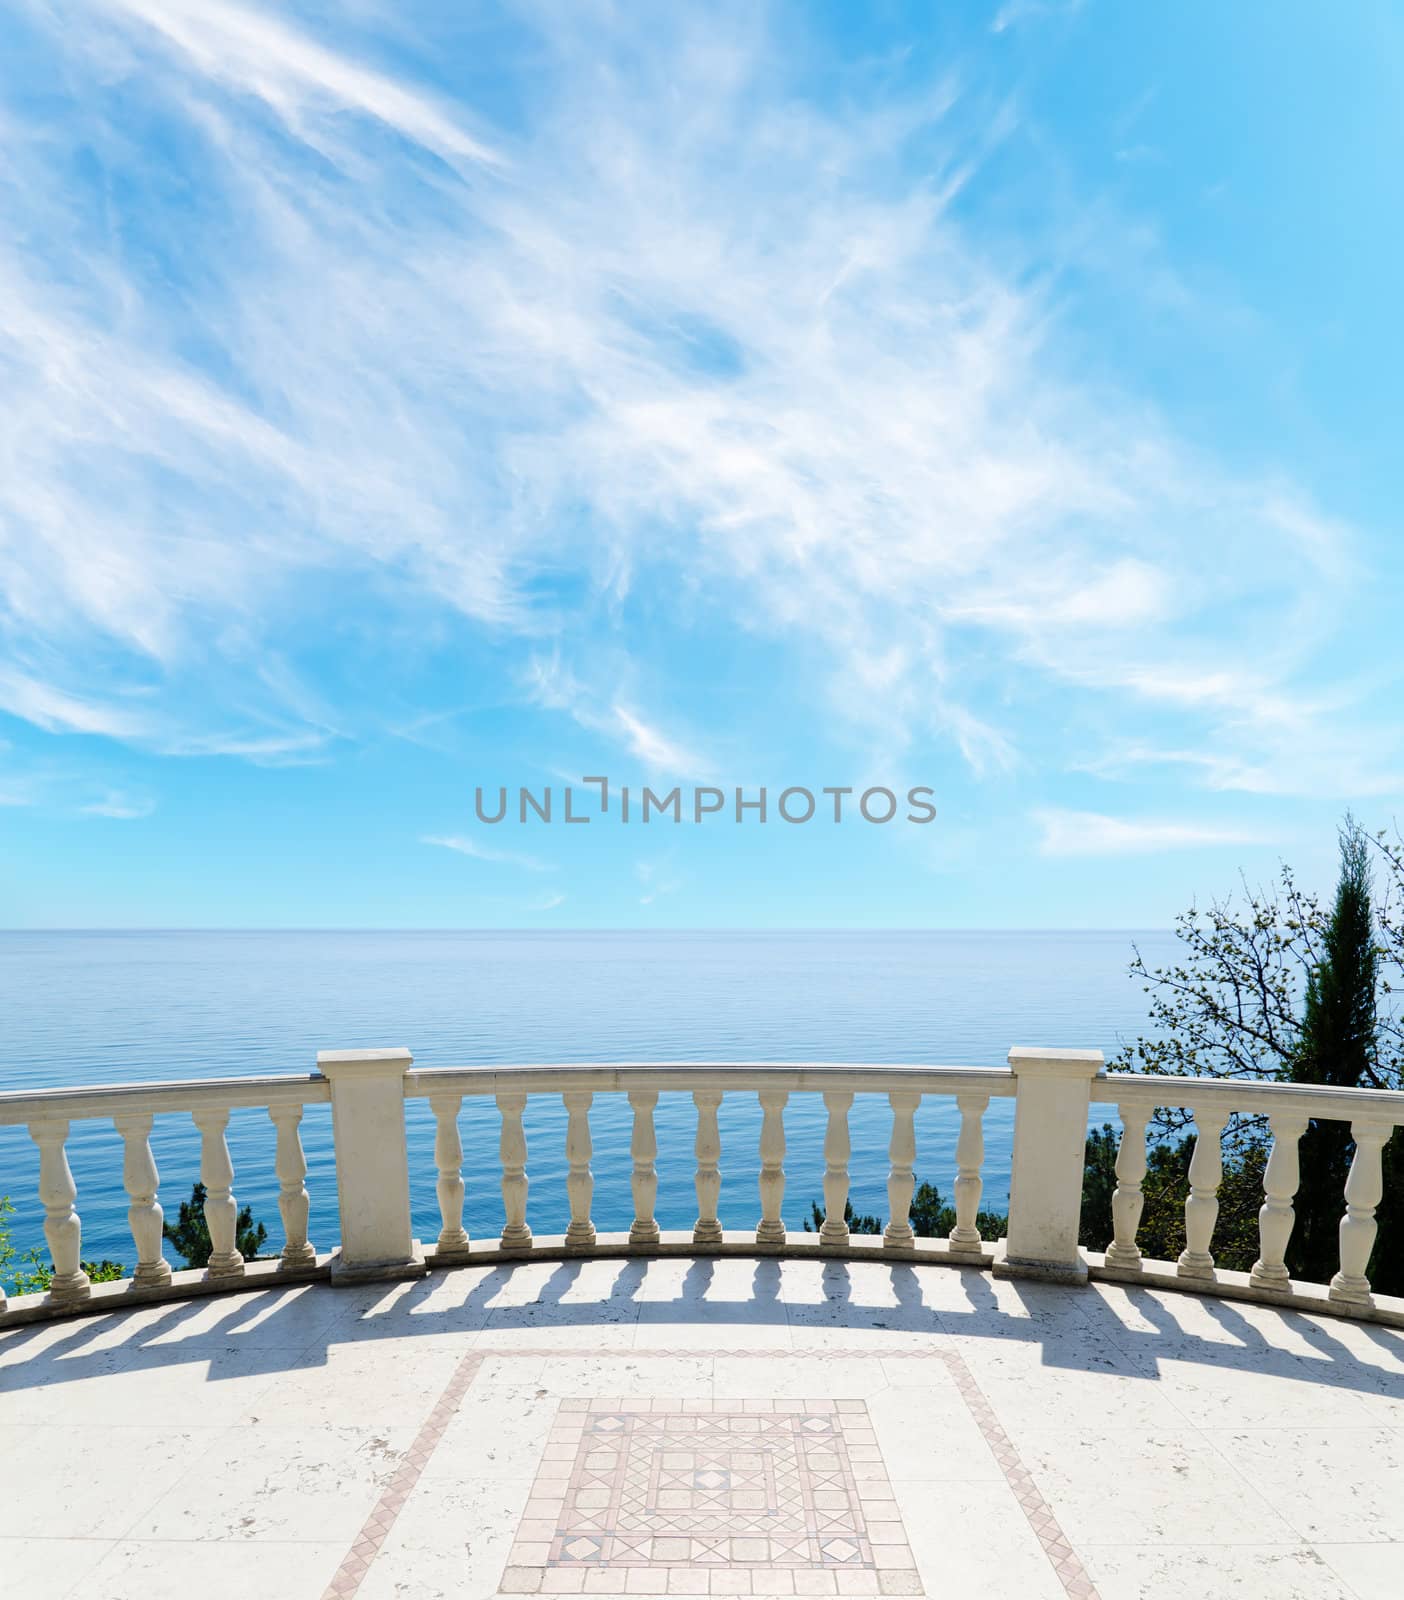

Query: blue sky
<box><xmin>1</xmin><ymin>0</ymin><xmax>1401</xmax><ymax>928</ymax></box>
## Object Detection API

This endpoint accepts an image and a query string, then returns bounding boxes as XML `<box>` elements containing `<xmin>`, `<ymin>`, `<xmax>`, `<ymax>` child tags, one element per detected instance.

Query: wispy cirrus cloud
<box><xmin>0</xmin><ymin>0</ymin><xmax>1385</xmax><ymax>809</ymax></box>
<box><xmin>524</xmin><ymin>655</ymin><xmax>712</xmax><ymax>778</ymax></box>
<box><xmin>79</xmin><ymin>791</ymin><xmax>156</xmax><ymax>820</ymax></box>
<box><xmin>1033</xmin><ymin>809</ymin><xmax>1270</xmax><ymax>858</ymax></box>
<box><xmin>421</xmin><ymin>833</ymin><xmax>552</xmax><ymax>873</ymax></box>
<box><xmin>991</xmin><ymin>0</ymin><xmax>1086</xmax><ymax>33</ymax></box>
<box><xmin>636</xmin><ymin>854</ymin><xmax>683</xmax><ymax>907</ymax></box>
<box><xmin>102</xmin><ymin>0</ymin><xmax>502</xmax><ymax>168</ymax></box>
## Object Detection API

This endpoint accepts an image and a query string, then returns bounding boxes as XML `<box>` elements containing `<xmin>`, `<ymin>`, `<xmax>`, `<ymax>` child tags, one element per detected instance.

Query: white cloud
<box><xmin>636</xmin><ymin>854</ymin><xmax>683</xmax><ymax>906</ymax></box>
<box><xmin>524</xmin><ymin>656</ymin><xmax>710</xmax><ymax>777</ymax></box>
<box><xmin>421</xmin><ymin>833</ymin><xmax>552</xmax><ymax>872</ymax></box>
<box><xmin>162</xmin><ymin>730</ymin><xmax>335</xmax><ymax>766</ymax></box>
<box><xmin>0</xmin><ymin>670</ymin><xmax>151</xmax><ymax>739</ymax></box>
<box><xmin>991</xmin><ymin>0</ymin><xmax>1086</xmax><ymax>33</ymax></box>
<box><xmin>0</xmin><ymin>2</ymin><xmax>1382</xmax><ymax>802</ymax></box>
<box><xmin>1033</xmin><ymin>808</ymin><xmax>1269</xmax><ymax>858</ymax></box>
<box><xmin>611</xmin><ymin>707</ymin><xmax>709</xmax><ymax>778</ymax></box>
<box><xmin>103</xmin><ymin>0</ymin><xmax>500</xmax><ymax>168</ymax></box>
<box><xmin>79</xmin><ymin>791</ymin><xmax>156</xmax><ymax>819</ymax></box>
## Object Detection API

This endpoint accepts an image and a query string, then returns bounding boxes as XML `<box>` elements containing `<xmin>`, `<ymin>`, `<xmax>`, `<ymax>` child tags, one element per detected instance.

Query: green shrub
<box><xmin>2</xmin><ymin>1195</ymin><xmax>125</xmax><ymax>1295</ymax></box>
<box><xmin>162</xmin><ymin>1181</ymin><xmax>268</xmax><ymax>1269</ymax></box>
<box><xmin>803</xmin><ymin>1180</ymin><xmax>1009</xmax><ymax>1239</ymax></box>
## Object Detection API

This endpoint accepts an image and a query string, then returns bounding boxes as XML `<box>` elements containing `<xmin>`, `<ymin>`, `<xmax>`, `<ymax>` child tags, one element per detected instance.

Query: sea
<box><xmin>0</xmin><ymin>929</ymin><xmax>1177</xmax><ymax>1270</ymax></box>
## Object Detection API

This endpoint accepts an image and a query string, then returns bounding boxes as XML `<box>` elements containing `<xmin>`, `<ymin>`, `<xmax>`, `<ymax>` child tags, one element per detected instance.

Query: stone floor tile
<box><xmin>79</xmin><ymin>1537</ymin><xmax>347</xmax><ymax>1600</ymax></box>
<box><xmin>0</xmin><ymin>1342</ymin><xmax>293</xmax><ymax>1427</ymax></box>
<box><xmin>1079</xmin><ymin>1544</ymin><xmax>1353</xmax><ymax>1600</ymax></box>
<box><xmin>0</xmin><ymin>1535</ymin><xmax>115</xmax><ymax>1600</ymax></box>
<box><xmin>355</xmin><ymin>1474</ymin><xmax>530</xmax><ymax>1600</ymax></box>
<box><xmin>1203</xmin><ymin>1425</ymin><xmax>1404</xmax><ymax>1543</ymax></box>
<box><xmin>1147</xmin><ymin>1354</ymin><xmax>1384</xmax><ymax>1430</ymax></box>
<box><xmin>894</xmin><ymin>1479</ymin><xmax>1065</xmax><ymax>1599</ymax></box>
<box><xmin>128</xmin><ymin>1423</ymin><xmax>416</xmax><ymax>1543</ymax></box>
<box><xmin>1314</xmin><ymin>1540</ymin><xmax>1404</xmax><ymax>1599</ymax></box>
<box><xmin>1015</xmin><ymin>1423</ymin><xmax>1301</xmax><ymax>1548</ymax></box>
<box><xmin>236</xmin><ymin>1343</ymin><xmax>466</xmax><ymax>1429</ymax></box>
<box><xmin>0</xmin><ymin>1423</ymin><xmax>217</xmax><ymax>1539</ymax></box>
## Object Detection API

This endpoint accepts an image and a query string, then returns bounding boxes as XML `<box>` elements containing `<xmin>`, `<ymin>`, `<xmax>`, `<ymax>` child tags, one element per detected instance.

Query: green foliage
<box><xmin>1079</xmin><ymin>1122</ymin><xmax>1267</xmax><ymax>1273</ymax></box>
<box><xmin>2</xmin><ymin>1195</ymin><xmax>125</xmax><ymax>1295</ymax></box>
<box><xmin>1111</xmin><ymin>864</ymin><xmax>1325</xmax><ymax>1115</ymax></box>
<box><xmin>1110</xmin><ymin>817</ymin><xmax>1404</xmax><ymax>1290</ymax></box>
<box><xmin>1295</xmin><ymin>819</ymin><xmax>1381</xmax><ymax>1088</ymax></box>
<box><xmin>1079</xmin><ymin>1125</ymin><xmax>1120</xmax><ymax>1249</ymax></box>
<box><xmin>1291</xmin><ymin>819</ymin><xmax>1382</xmax><ymax>1282</ymax></box>
<box><xmin>12</xmin><ymin>1256</ymin><xmax>125</xmax><ymax>1294</ymax></box>
<box><xmin>802</xmin><ymin>1180</ymin><xmax>1009</xmax><ymax>1240</ymax></box>
<box><xmin>162</xmin><ymin>1181</ymin><xmax>268</xmax><ymax>1269</ymax></box>
<box><xmin>803</xmin><ymin>1196</ymin><xmax>882</xmax><ymax>1234</ymax></box>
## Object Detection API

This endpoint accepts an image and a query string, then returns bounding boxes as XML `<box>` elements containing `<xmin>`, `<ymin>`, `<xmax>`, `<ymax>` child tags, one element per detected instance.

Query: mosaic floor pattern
<box><xmin>502</xmin><ymin>1399</ymin><xmax>917</xmax><ymax>1593</ymax></box>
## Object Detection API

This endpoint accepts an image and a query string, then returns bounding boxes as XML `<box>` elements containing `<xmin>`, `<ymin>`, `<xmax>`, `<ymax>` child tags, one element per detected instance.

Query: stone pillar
<box><xmin>318</xmin><ymin>1048</ymin><xmax>425</xmax><ymax>1284</ymax></box>
<box><xmin>998</xmin><ymin>1047</ymin><xmax>1104</xmax><ymax>1285</ymax></box>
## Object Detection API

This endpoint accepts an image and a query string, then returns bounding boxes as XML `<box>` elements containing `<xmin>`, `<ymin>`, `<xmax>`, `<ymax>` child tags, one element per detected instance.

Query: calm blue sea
<box><xmin>0</xmin><ymin>930</ymin><xmax>1175</xmax><ymax>1271</ymax></box>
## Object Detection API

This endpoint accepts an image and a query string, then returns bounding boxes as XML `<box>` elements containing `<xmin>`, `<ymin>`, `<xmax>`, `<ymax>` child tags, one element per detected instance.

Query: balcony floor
<box><xmin>3</xmin><ymin>1256</ymin><xmax>1403</xmax><ymax>1600</ymax></box>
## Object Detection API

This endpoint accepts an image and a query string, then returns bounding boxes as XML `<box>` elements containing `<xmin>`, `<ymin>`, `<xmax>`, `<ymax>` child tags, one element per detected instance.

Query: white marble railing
<box><xmin>1099</xmin><ymin>1073</ymin><xmax>1404</xmax><ymax>1310</ymax></box>
<box><xmin>4</xmin><ymin>1046</ymin><xmax>1404</xmax><ymax>1327</ymax></box>
<box><xmin>400</xmin><ymin>1061</ymin><xmax>1013</xmax><ymax>1262</ymax></box>
<box><xmin>0</xmin><ymin>1075</ymin><xmax>326</xmax><ymax>1313</ymax></box>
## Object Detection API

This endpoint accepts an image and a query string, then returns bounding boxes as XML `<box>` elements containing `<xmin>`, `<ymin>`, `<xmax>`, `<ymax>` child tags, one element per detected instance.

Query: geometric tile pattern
<box><xmin>312</xmin><ymin>1341</ymin><xmax>1100</xmax><ymax>1600</ymax></box>
<box><xmin>501</xmin><ymin>1399</ymin><xmax>919</xmax><ymax>1595</ymax></box>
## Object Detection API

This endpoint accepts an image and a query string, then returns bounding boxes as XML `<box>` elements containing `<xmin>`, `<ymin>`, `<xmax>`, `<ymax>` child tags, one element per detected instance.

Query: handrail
<box><xmin>1102</xmin><ymin>1071</ymin><xmax>1404</xmax><ymax>1126</ymax></box>
<box><xmin>0</xmin><ymin>1072</ymin><xmax>329</xmax><ymax>1126</ymax></box>
<box><xmin>404</xmin><ymin>1062</ymin><xmax>1017</xmax><ymax>1097</ymax></box>
<box><xmin>8</xmin><ymin>1062</ymin><xmax>1403</xmax><ymax>1125</ymax></box>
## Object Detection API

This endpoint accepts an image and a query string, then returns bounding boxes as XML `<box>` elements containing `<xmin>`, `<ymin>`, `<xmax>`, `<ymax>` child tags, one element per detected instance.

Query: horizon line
<box><xmin>0</xmin><ymin>925</ymin><xmax>1174</xmax><ymax>935</ymax></box>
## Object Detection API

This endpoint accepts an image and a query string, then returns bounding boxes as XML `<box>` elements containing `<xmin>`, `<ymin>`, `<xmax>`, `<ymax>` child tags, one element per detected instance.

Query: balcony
<box><xmin>4</xmin><ymin>1048</ymin><xmax>1404</xmax><ymax>1600</ymax></box>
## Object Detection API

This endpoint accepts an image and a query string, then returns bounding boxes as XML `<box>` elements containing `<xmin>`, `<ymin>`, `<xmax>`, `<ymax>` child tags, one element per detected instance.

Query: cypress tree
<box><xmin>1287</xmin><ymin>816</ymin><xmax>1379</xmax><ymax>1284</ymax></box>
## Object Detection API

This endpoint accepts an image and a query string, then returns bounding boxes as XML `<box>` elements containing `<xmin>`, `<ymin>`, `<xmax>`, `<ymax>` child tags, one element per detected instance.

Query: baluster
<box><xmin>883</xmin><ymin>1092</ymin><xmax>919</xmax><ymax>1250</ymax></box>
<box><xmin>430</xmin><ymin>1092</ymin><xmax>471</xmax><ymax>1258</ymax></box>
<box><xmin>497</xmin><ymin>1092</ymin><xmax>532</xmax><ymax>1249</ymax></box>
<box><xmin>1177</xmin><ymin>1109</ymin><xmax>1227</xmax><ymax>1280</ymax></box>
<box><xmin>563</xmin><ymin>1090</ymin><xmax>595</xmax><ymax>1250</ymax></box>
<box><xmin>628</xmin><ymin>1090</ymin><xmax>661</xmax><ymax>1245</ymax></box>
<box><xmin>819</xmin><ymin>1091</ymin><xmax>853</xmax><ymax>1248</ymax></box>
<box><xmin>1105</xmin><ymin>1105</ymin><xmax>1150</xmax><ymax>1271</ymax></box>
<box><xmin>1330</xmin><ymin>1119</ymin><xmax>1394</xmax><ymax>1306</ymax></box>
<box><xmin>693</xmin><ymin>1090</ymin><xmax>724</xmax><ymax>1245</ymax></box>
<box><xmin>269</xmin><ymin>1103</ymin><xmax>316</xmax><ymax>1268</ymax></box>
<box><xmin>193</xmin><ymin>1107</ymin><xmax>244</xmax><ymax>1278</ymax></box>
<box><xmin>756</xmin><ymin>1090</ymin><xmax>788</xmax><ymax>1246</ymax></box>
<box><xmin>948</xmin><ymin>1092</ymin><xmax>988</xmax><ymax>1251</ymax></box>
<box><xmin>1251</xmin><ymin>1111</ymin><xmax>1309</xmax><ymax>1290</ymax></box>
<box><xmin>28</xmin><ymin>1119</ymin><xmax>89</xmax><ymax>1303</ymax></box>
<box><xmin>115</xmin><ymin>1112</ymin><xmax>171</xmax><ymax>1287</ymax></box>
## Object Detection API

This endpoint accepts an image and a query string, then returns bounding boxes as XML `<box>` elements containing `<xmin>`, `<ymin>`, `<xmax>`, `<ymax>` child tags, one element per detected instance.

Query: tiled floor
<box><xmin>500</xmin><ymin>1398</ymin><xmax>916</xmax><ymax>1592</ymax></box>
<box><xmin>3</xmin><ymin>1256</ymin><xmax>1404</xmax><ymax>1599</ymax></box>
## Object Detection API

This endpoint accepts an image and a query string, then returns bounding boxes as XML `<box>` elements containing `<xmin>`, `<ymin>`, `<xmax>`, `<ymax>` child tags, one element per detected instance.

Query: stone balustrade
<box><xmin>1096</xmin><ymin>1072</ymin><xmax>1404</xmax><ymax>1315</ymax></box>
<box><xmin>4</xmin><ymin>1047</ymin><xmax>1404</xmax><ymax>1328</ymax></box>
<box><xmin>399</xmin><ymin>1059</ymin><xmax>1014</xmax><ymax>1271</ymax></box>
<box><xmin>0</xmin><ymin>1073</ymin><xmax>327</xmax><ymax>1319</ymax></box>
